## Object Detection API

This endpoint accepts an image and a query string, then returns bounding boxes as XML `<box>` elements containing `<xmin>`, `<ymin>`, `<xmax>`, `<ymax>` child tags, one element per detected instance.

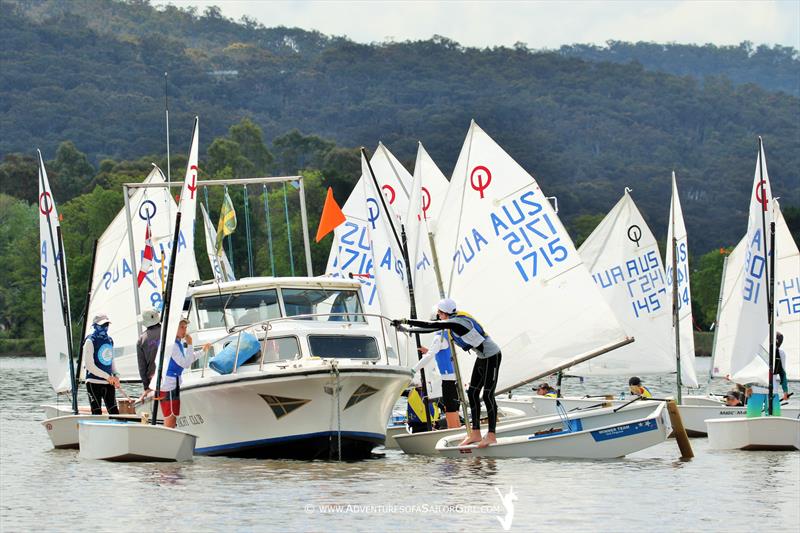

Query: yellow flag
<box><xmin>216</xmin><ymin>190</ymin><xmax>237</xmax><ymax>253</ymax></box>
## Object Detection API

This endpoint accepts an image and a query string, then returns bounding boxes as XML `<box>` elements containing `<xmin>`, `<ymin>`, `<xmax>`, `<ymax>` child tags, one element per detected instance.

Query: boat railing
<box><xmin>195</xmin><ymin>312</ymin><xmax>407</xmax><ymax>377</ymax></box>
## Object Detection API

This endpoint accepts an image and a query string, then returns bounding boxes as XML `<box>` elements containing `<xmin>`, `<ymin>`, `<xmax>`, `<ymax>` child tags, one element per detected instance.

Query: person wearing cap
<box><xmin>136</xmin><ymin>307</ymin><xmax>161</xmax><ymax>402</ymax></box>
<box><xmin>156</xmin><ymin>317</ymin><xmax>210</xmax><ymax>428</ymax></box>
<box><xmin>747</xmin><ymin>331</ymin><xmax>790</xmax><ymax>417</ymax></box>
<box><xmin>723</xmin><ymin>391</ymin><xmax>743</xmax><ymax>407</ymax></box>
<box><xmin>628</xmin><ymin>376</ymin><xmax>652</xmax><ymax>398</ymax></box>
<box><xmin>393</xmin><ymin>297</ymin><xmax>502</xmax><ymax>449</ymax></box>
<box><xmin>83</xmin><ymin>314</ymin><xmax>120</xmax><ymax>415</ymax></box>
<box><xmin>535</xmin><ymin>383</ymin><xmax>557</xmax><ymax>398</ymax></box>
<box><xmin>410</xmin><ymin>306</ymin><xmax>462</xmax><ymax>429</ymax></box>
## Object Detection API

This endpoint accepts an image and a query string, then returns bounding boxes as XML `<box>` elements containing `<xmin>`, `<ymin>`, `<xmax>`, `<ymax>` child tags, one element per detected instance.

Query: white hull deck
<box><xmin>42</xmin><ymin>414</ymin><xmax>143</xmax><ymax>449</ymax></box>
<box><xmin>680</xmin><ymin>404</ymin><xmax>800</xmax><ymax>437</ymax></box>
<box><xmin>78</xmin><ymin>420</ymin><xmax>197</xmax><ymax>461</ymax></box>
<box><xmin>436</xmin><ymin>402</ymin><xmax>670</xmax><ymax>459</ymax></box>
<box><xmin>392</xmin><ymin>406</ymin><xmax>528</xmax><ymax>455</ymax></box>
<box><xmin>706</xmin><ymin>416</ymin><xmax>800</xmax><ymax>451</ymax></box>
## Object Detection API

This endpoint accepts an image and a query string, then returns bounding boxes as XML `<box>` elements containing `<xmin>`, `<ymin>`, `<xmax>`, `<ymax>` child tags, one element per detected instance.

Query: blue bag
<box><xmin>209</xmin><ymin>332</ymin><xmax>260</xmax><ymax>374</ymax></box>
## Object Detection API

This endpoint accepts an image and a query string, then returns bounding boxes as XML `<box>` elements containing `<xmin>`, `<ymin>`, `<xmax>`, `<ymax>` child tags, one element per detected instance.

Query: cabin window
<box><xmin>259</xmin><ymin>336</ymin><xmax>302</xmax><ymax>364</ymax></box>
<box><xmin>307</xmin><ymin>335</ymin><xmax>380</xmax><ymax>359</ymax></box>
<box><xmin>195</xmin><ymin>289</ymin><xmax>281</xmax><ymax>329</ymax></box>
<box><xmin>281</xmin><ymin>288</ymin><xmax>364</xmax><ymax>322</ymax></box>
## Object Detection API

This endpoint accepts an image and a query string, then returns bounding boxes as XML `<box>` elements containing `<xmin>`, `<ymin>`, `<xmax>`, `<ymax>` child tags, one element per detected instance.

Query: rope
<box><xmin>243</xmin><ymin>185</ymin><xmax>253</xmax><ymax>277</ymax></box>
<box><xmin>262</xmin><ymin>184</ymin><xmax>275</xmax><ymax>277</ymax></box>
<box><xmin>283</xmin><ymin>182</ymin><xmax>295</xmax><ymax>276</ymax></box>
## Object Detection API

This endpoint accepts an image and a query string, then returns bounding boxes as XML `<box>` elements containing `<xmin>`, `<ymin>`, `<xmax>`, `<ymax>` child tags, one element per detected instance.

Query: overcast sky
<box><xmin>160</xmin><ymin>0</ymin><xmax>800</xmax><ymax>49</ymax></box>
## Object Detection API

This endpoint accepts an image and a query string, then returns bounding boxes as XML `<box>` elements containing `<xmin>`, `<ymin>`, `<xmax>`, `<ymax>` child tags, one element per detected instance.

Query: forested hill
<box><xmin>1</xmin><ymin>0</ymin><xmax>799</xmax><ymax>256</ymax></box>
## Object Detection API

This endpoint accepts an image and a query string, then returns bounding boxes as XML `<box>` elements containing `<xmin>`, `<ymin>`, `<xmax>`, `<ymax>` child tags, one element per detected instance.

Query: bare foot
<box><xmin>477</xmin><ymin>432</ymin><xmax>497</xmax><ymax>448</ymax></box>
<box><xmin>459</xmin><ymin>429</ymin><xmax>482</xmax><ymax>446</ymax></box>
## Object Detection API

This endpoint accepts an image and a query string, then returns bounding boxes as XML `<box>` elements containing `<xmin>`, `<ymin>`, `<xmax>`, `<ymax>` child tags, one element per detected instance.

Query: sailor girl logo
<box><xmin>97</xmin><ymin>343</ymin><xmax>114</xmax><ymax>365</ymax></box>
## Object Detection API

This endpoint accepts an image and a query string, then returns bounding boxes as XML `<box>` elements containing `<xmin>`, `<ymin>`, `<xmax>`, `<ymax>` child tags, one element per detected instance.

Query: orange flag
<box><xmin>315</xmin><ymin>187</ymin><xmax>346</xmax><ymax>242</ymax></box>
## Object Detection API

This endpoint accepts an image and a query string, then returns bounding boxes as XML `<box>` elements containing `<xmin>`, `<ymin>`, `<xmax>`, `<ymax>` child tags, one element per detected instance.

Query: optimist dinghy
<box><xmin>78</xmin><ymin>420</ymin><xmax>197</xmax><ymax>461</ymax></box>
<box><xmin>436</xmin><ymin>401</ymin><xmax>670</xmax><ymax>459</ymax></box>
<box><xmin>706</xmin><ymin>416</ymin><xmax>800</xmax><ymax>451</ymax></box>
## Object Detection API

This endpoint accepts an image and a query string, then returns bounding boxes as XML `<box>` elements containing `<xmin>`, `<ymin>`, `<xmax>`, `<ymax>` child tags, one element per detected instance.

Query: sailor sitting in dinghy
<box><xmin>628</xmin><ymin>376</ymin><xmax>653</xmax><ymax>398</ymax></box>
<box><xmin>393</xmin><ymin>298</ymin><xmax>502</xmax><ymax>449</ymax></box>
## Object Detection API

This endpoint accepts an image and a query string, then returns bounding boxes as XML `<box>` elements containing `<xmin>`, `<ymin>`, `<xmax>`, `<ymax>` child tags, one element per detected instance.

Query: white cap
<box><xmin>140</xmin><ymin>308</ymin><xmax>160</xmax><ymax>328</ymax></box>
<box><xmin>92</xmin><ymin>314</ymin><xmax>110</xmax><ymax>326</ymax></box>
<box><xmin>437</xmin><ymin>298</ymin><xmax>457</xmax><ymax>315</ymax></box>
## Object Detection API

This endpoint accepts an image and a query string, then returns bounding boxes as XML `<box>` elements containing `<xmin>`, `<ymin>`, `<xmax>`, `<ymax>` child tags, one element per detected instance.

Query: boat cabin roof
<box><xmin>188</xmin><ymin>276</ymin><xmax>362</xmax><ymax>298</ymax></box>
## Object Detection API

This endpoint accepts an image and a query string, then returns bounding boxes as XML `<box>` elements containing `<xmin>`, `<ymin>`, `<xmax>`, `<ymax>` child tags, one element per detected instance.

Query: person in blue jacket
<box><xmin>83</xmin><ymin>314</ymin><xmax>120</xmax><ymax>415</ymax></box>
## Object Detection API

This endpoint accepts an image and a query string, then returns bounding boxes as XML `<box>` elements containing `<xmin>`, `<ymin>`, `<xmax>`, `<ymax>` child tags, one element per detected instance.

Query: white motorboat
<box><xmin>706</xmin><ymin>416</ymin><xmax>800</xmax><ymax>451</ymax></box>
<box><xmin>42</xmin><ymin>413</ymin><xmax>142</xmax><ymax>449</ymax></box>
<box><xmin>157</xmin><ymin>277</ymin><xmax>413</xmax><ymax>460</ymax></box>
<box><xmin>436</xmin><ymin>401</ymin><xmax>670</xmax><ymax>459</ymax></box>
<box><xmin>78</xmin><ymin>420</ymin><xmax>197</xmax><ymax>461</ymax></box>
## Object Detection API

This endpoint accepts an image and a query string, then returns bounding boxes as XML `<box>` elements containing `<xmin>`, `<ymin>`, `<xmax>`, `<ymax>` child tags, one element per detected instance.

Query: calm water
<box><xmin>1</xmin><ymin>356</ymin><xmax>798</xmax><ymax>532</ymax></box>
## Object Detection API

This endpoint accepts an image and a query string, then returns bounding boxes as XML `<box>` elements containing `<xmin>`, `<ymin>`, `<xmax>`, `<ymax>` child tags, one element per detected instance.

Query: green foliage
<box><xmin>570</xmin><ymin>213</ymin><xmax>605</xmax><ymax>248</ymax></box>
<box><xmin>691</xmin><ymin>247</ymin><xmax>730</xmax><ymax>328</ymax></box>
<box><xmin>50</xmin><ymin>141</ymin><xmax>95</xmax><ymax>200</ymax></box>
<box><xmin>0</xmin><ymin>194</ymin><xmax>40</xmax><ymax>337</ymax></box>
<box><xmin>0</xmin><ymin>153</ymin><xmax>38</xmax><ymax>204</ymax></box>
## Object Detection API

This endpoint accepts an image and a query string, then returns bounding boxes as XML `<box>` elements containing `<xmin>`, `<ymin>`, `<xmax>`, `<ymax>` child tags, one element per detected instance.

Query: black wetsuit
<box><xmin>400</xmin><ymin>317</ymin><xmax>502</xmax><ymax>433</ymax></box>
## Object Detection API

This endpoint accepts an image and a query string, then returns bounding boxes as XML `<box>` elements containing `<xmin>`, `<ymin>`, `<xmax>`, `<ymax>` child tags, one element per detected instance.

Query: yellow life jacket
<box><xmin>407</xmin><ymin>388</ymin><xmax>440</xmax><ymax>423</ymax></box>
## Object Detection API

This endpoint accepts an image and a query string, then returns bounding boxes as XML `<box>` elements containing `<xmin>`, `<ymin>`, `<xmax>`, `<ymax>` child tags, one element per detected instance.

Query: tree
<box><xmin>229</xmin><ymin>118</ymin><xmax>273</xmax><ymax>174</ymax></box>
<box><xmin>570</xmin><ymin>213</ymin><xmax>605</xmax><ymax>248</ymax></box>
<box><xmin>0</xmin><ymin>153</ymin><xmax>37</xmax><ymax>204</ymax></box>
<box><xmin>49</xmin><ymin>141</ymin><xmax>94</xmax><ymax>201</ymax></box>
<box><xmin>691</xmin><ymin>247</ymin><xmax>730</xmax><ymax>328</ymax></box>
<box><xmin>272</xmin><ymin>130</ymin><xmax>335</xmax><ymax>174</ymax></box>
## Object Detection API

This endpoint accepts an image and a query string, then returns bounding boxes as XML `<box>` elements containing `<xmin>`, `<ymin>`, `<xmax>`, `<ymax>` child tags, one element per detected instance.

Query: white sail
<box><xmin>730</xmin><ymin>139</ymin><xmax>774</xmax><ymax>385</ymax></box>
<box><xmin>433</xmin><ymin>121</ymin><xmax>631</xmax><ymax>393</ymax></box>
<box><xmin>665</xmin><ymin>173</ymin><xmax>699</xmax><ymax>388</ymax></box>
<box><xmin>773</xmin><ymin>203</ymin><xmax>800</xmax><ymax>380</ymax></box>
<box><xmin>710</xmin><ymin>238</ymin><xmax>744</xmax><ymax>379</ymax></box>
<box><xmin>713</xmin><ymin>205</ymin><xmax>799</xmax><ymax>381</ymax></box>
<box><xmin>570</xmin><ymin>190</ymin><xmax>674</xmax><ymax>376</ymax></box>
<box><xmin>160</xmin><ymin>118</ymin><xmax>200</xmax><ymax>373</ymax></box>
<box><xmin>37</xmin><ymin>151</ymin><xmax>72</xmax><ymax>393</ymax></box>
<box><xmin>325</xmin><ymin>143</ymin><xmax>412</xmax><ymax>314</ymax></box>
<box><xmin>406</xmin><ymin>142</ymin><xmax>451</xmax><ymax>316</ymax></box>
<box><xmin>200</xmin><ymin>203</ymin><xmax>235</xmax><ymax>283</ymax></box>
<box><xmin>84</xmin><ymin>166</ymin><xmax>192</xmax><ymax>381</ymax></box>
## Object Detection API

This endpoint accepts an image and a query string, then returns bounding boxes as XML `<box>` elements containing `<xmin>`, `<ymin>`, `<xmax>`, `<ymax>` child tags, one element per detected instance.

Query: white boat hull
<box><xmin>706</xmin><ymin>416</ymin><xmax>800</xmax><ymax>451</ymax></box>
<box><xmin>393</xmin><ymin>406</ymin><xmax>529</xmax><ymax>455</ymax></box>
<box><xmin>384</xmin><ymin>424</ymin><xmax>406</xmax><ymax>449</ymax></box>
<box><xmin>42</xmin><ymin>414</ymin><xmax>143</xmax><ymax>449</ymax></box>
<box><xmin>79</xmin><ymin>421</ymin><xmax>197</xmax><ymax>461</ymax></box>
<box><xmin>436</xmin><ymin>402</ymin><xmax>670</xmax><ymax>459</ymax></box>
<box><xmin>169</xmin><ymin>362</ymin><xmax>412</xmax><ymax>459</ymax></box>
<box><xmin>679</xmin><ymin>404</ymin><xmax>800</xmax><ymax>437</ymax></box>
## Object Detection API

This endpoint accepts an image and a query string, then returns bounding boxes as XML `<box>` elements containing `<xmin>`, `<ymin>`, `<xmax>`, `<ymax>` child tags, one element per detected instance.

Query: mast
<box><xmin>428</xmin><ymin>231</ymin><xmax>470</xmax><ymax>427</ymax></box>
<box><xmin>756</xmin><ymin>138</ymin><xmax>775</xmax><ymax>415</ymax></box>
<box><xmin>767</xmin><ymin>221</ymin><xmax>776</xmax><ymax>415</ymax></box>
<box><xmin>152</xmin><ymin>212</ymin><xmax>182</xmax><ymax>425</ymax></box>
<box><xmin>73</xmin><ymin>239</ymin><xmax>98</xmax><ymax>411</ymax></box>
<box><xmin>55</xmin><ymin>226</ymin><xmax>78</xmax><ymax>415</ymax></box>
<box><xmin>671</xmin><ymin>191</ymin><xmax>683</xmax><ymax>405</ymax></box>
<box><xmin>362</xmin><ymin>148</ymin><xmax>432</xmax><ymax>431</ymax></box>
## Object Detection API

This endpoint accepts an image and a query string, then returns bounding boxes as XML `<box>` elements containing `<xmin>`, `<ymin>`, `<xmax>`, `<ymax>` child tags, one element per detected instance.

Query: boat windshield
<box><xmin>307</xmin><ymin>335</ymin><xmax>380</xmax><ymax>359</ymax></box>
<box><xmin>281</xmin><ymin>288</ymin><xmax>365</xmax><ymax>322</ymax></box>
<box><xmin>195</xmin><ymin>289</ymin><xmax>281</xmax><ymax>329</ymax></box>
